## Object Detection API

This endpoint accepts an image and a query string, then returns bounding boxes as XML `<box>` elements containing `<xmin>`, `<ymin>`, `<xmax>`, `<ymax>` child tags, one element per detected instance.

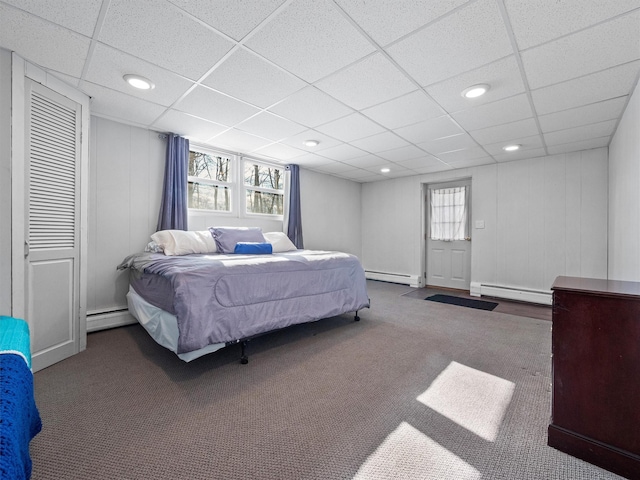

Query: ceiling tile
<box><xmin>253</xmin><ymin>142</ymin><xmax>306</xmax><ymax>160</ymax></box>
<box><xmin>531</xmin><ymin>61</ymin><xmax>640</xmax><ymax>115</ymax></box>
<box><xmin>425</xmin><ymin>56</ymin><xmax>525</xmax><ymax>112</ymax></box>
<box><xmin>445</xmin><ymin>156</ymin><xmax>495</xmax><ymax>168</ymax></box>
<box><xmin>175</xmin><ymin>86</ymin><xmax>260</xmax><ymax>126</ymax></box>
<box><xmin>244</xmin><ymin>0</ymin><xmax>375</xmax><ymax>83</ymax></box>
<box><xmin>268</xmin><ymin>86</ymin><xmax>354</xmax><ymax>127</ymax></box>
<box><xmin>437</xmin><ymin>146</ymin><xmax>490</xmax><ymax>162</ymax></box>
<box><xmin>522</xmin><ymin>11</ymin><xmax>640</xmax><ymax>89</ymax></box>
<box><xmin>201</xmin><ymin>48</ymin><xmax>306</xmax><ymax>108</ymax></box>
<box><xmin>335</xmin><ymin>0</ymin><xmax>470</xmax><ymax>46</ymax></box>
<box><xmin>418</xmin><ymin>133</ymin><xmax>480</xmax><ymax>155</ymax></box>
<box><xmin>342</xmin><ymin>155</ymin><xmax>387</xmax><ymax>168</ymax></box>
<box><xmin>376</xmin><ymin>145</ymin><xmax>429</xmax><ymax>162</ymax></box>
<box><xmin>279</xmin><ymin>129</ymin><xmax>343</xmax><ymax>152</ymax></box>
<box><xmin>152</xmin><ymin>110</ymin><xmax>228</xmax><ymax>142</ymax></box>
<box><xmin>363</xmin><ymin>163</ymin><xmax>412</xmax><ymax>176</ymax></box>
<box><xmin>483</xmin><ymin>134</ymin><xmax>544</xmax><ymax>155</ymax></box>
<box><xmin>83</xmin><ymin>82</ymin><xmax>167</xmax><ymax>126</ymax></box>
<box><xmin>337</xmin><ymin>168</ymin><xmax>379</xmax><ymax>181</ymax></box>
<box><xmin>543</xmin><ymin>119</ymin><xmax>617</xmax><ymax>146</ymax></box>
<box><xmin>288</xmin><ymin>152</ymin><xmax>333</xmax><ymax>167</ymax></box>
<box><xmin>493</xmin><ymin>147</ymin><xmax>547</xmax><ymax>163</ymax></box>
<box><xmin>316</xmin><ymin>143</ymin><xmax>369</xmax><ymax>161</ymax></box>
<box><xmin>168</xmin><ymin>0</ymin><xmax>287</xmax><ymax>41</ymax></box>
<box><xmin>0</xmin><ymin>3</ymin><xmax>90</xmax><ymax>77</ymax></box>
<box><xmin>99</xmin><ymin>0</ymin><xmax>234</xmax><ymax>80</ymax></box>
<box><xmin>395</xmin><ymin>155</ymin><xmax>443</xmax><ymax>169</ymax></box>
<box><xmin>235</xmin><ymin>112</ymin><xmax>307</xmax><ymax>141</ymax></box>
<box><xmin>395</xmin><ymin>115</ymin><xmax>464</xmax><ymax>144</ymax></box>
<box><xmin>85</xmin><ymin>43</ymin><xmax>194</xmax><ymax>107</ymax></box>
<box><xmin>315</xmin><ymin>53</ymin><xmax>417</xmax><ymax>110</ymax></box>
<box><xmin>361</xmin><ymin>90</ymin><xmax>444</xmax><ymax>129</ymax></box>
<box><xmin>312</xmin><ymin>161</ymin><xmax>360</xmax><ymax>174</ymax></box>
<box><xmin>412</xmin><ymin>164</ymin><xmax>454</xmax><ymax>175</ymax></box>
<box><xmin>505</xmin><ymin>0</ymin><xmax>640</xmax><ymax>50</ymax></box>
<box><xmin>315</xmin><ymin>113</ymin><xmax>386</xmax><ymax>142</ymax></box>
<box><xmin>538</xmin><ymin>96</ymin><xmax>628</xmax><ymax>133</ymax></box>
<box><xmin>546</xmin><ymin>137</ymin><xmax>610</xmax><ymax>155</ymax></box>
<box><xmin>2</xmin><ymin>0</ymin><xmax>102</xmax><ymax>36</ymax></box>
<box><xmin>470</xmin><ymin>117</ymin><xmax>539</xmax><ymax>145</ymax></box>
<box><xmin>387</xmin><ymin>0</ymin><xmax>512</xmax><ymax>86</ymax></box>
<box><xmin>351</xmin><ymin>131</ymin><xmax>410</xmax><ymax>153</ymax></box>
<box><xmin>209</xmin><ymin>128</ymin><xmax>272</xmax><ymax>152</ymax></box>
<box><xmin>451</xmin><ymin>94</ymin><xmax>533</xmax><ymax>131</ymax></box>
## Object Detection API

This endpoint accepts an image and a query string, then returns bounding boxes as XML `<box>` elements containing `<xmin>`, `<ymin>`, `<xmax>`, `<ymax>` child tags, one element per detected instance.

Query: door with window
<box><xmin>426</xmin><ymin>180</ymin><xmax>471</xmax><ymax>290</ymax></box>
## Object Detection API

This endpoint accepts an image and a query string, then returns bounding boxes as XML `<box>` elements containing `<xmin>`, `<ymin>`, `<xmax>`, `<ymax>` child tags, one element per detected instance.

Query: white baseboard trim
<box><xmin>87</xmin><ymin>309</ymin><xmax>137</xmax><ymax>332</ymax></box>
<box><xmin>365</xmin><ymin>270</ymin><xmax>421</xmax><ymax>288</ymax></box>
<box><xmin>470</xmin><ymin>282</ymin><xmax>552</xmax><ymax>305</ymax></box>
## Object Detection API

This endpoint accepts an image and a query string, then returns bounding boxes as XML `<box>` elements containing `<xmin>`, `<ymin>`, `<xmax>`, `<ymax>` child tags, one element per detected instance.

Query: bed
<box><xmin>118</xmin><ymin>228</ymin><xmax>370</xmax><ymax>363</ymax></box>
<box><xmin>0</xmin><ymin>316</ymin><xmax>42</xmax><ymax>480</ymax></box>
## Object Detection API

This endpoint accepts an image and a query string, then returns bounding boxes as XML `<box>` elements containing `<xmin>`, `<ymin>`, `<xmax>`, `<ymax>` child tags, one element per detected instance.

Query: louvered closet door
<box><xmin>25</xmin><ymin>79</ymin><xmax>82</xmax><ymax>371</ymax></box>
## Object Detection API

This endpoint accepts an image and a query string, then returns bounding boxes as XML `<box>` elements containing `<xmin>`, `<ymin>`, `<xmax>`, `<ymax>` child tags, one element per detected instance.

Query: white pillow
<box><xmin>150</xmin><ymin>230</ymin><xmax>218</xmax><ymax>256</ymax></box>
<box><xmin>263</xmin><ymin>231</ymin><xmax>297</xmax><ymax>253</ymax></box>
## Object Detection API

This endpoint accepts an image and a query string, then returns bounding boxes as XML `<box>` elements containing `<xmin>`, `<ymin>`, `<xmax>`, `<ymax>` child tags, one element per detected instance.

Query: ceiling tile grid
<box><xmin>1</xmin><ymin>0</ymin><xmax>638</xmax><ymax>182</ymax></box>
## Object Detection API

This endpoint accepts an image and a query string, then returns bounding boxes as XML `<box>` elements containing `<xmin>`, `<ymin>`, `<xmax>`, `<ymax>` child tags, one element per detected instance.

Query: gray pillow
<box><xmin>209</xmin><ymin>227</ymin><xmax>265</xmax><ymax>254</ymax></box>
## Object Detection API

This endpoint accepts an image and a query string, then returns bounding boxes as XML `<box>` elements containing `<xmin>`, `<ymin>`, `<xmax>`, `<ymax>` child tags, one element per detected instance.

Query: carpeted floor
<box><xmin>30</xmin><ymin>280</ymin><xmax>623</xmax><ymax>479</ymax></box>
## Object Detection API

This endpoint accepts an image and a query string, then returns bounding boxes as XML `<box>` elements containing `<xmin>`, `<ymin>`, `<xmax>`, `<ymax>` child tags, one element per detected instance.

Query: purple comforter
<box><xmin>119</xmin><ymin>250</ymin><xmax>369</xmax><ymax>354</ymax></box>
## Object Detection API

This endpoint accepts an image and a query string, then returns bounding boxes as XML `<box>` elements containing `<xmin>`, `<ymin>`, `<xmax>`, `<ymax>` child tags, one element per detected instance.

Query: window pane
<box><xmin>188</xmin><ymin>182</ymin><xmax>231</xmax><ymax>211</ymax></box>
<box><xmin>430</xmin><ymin>186</ymin><xmax>468</xmax><ymax>241</ymax></box>
<box><xmin>189</xmin><ymin>151</ymin><xmax>231</xmax><ymax>182</ymax></box>
<box><xmin>244</xmin><ymin>163</ymin><xmax>283</xmax><ymax>190</ymax></box>
<box><xmin>245</xmin><ymin>189</ymin><xmax>283</xmax><ymax>215</ymax></box>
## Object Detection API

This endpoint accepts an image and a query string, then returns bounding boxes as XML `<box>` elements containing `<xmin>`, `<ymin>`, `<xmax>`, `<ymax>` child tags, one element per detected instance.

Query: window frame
<box><xmin>241</xmin><ymin>157</ymin><xmax>285</xmax><ymax>219</ymax></box>
<box><xmin>187</xmin><ymin>146</ymin><xmax>236</xmax><ymax>216</ymax></box>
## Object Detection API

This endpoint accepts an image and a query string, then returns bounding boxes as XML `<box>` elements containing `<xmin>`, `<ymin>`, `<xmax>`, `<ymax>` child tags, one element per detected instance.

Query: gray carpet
<box><xmin>30</xmin><ymin>281</ymin><xmax>623</xmax><ymax>479</ymax></box>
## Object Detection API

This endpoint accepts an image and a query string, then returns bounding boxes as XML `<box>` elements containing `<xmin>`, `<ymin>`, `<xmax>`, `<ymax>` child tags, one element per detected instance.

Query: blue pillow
<box><xmin>209</xmin><ymin>227</ymin><xmax>265</xmax><ymax>254</ymax></box>
<box><xmin>234</xmin><ymin>242</ymin><xmax>273</xmax><ymax>254</ymax></box>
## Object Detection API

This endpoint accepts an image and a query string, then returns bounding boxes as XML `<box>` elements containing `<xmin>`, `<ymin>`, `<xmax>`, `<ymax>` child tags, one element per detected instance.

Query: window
<box><xmin>188</xmin><ymin>149</ymin><xmax>233</xmax><ymax>212</ymax></box>
<box><xmin>243</xmin><ymin>160</ymin><xmax>284</xmax><ymax>216</ymax></box>
<box><xmin>429</xmin><ymin>186</ymin><xmax>469</xmax><ymax>241</ymax></box>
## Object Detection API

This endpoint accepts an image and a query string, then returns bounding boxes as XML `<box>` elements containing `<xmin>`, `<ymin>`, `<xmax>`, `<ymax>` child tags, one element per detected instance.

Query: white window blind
<box><xmin>429</xmin><ymin>186</ymin><xmax>469</xmax><ymax>241</ymax></box>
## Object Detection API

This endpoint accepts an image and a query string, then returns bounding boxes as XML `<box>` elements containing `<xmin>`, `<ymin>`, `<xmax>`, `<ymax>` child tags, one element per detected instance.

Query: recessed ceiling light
<box><xmin>380</xmin><ymin>168</ymin><xmax>390</xmax><ymax>173</ymax></box>
<box><xmin>461</xmin><ymin>84</ymin><xmax>490</xmax><ymax>99</ymax></box>
<box><xmin>123</xmin><ymin>74</ymin><xmax>155</xmax><ymax>90</ymax></box>
<box><xmin>503</xmin><ymin>144</ymin><xmax>521</xmax><ymax>152</ymax></box>
<box><xmin>303</xmin><ymin>140</ymin><xmax>319</xmax><ymax>147</ymax></box>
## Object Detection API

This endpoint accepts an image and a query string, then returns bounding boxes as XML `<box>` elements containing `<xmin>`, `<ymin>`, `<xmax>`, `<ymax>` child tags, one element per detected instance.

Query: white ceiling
<box><xmin>1</xmin><ymin>0</ymin><xmax>639</xmax><ymax>182</ymax></box>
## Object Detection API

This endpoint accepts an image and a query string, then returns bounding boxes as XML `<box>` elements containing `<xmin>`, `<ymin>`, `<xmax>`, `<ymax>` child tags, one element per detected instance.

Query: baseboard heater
<box><xmin>87</xmin><ymin>308</ymin><xmax>136</xmax><ymax>332</ymax></box>
<box><xmin>365</xmin><ymin>270</ymin><xmax>421</xmax><ymax>288</ymax></box>
<box><xmin>470</xmin><ymin>282</ymin><xmax>552</xmax><ymax>305</ymax></box>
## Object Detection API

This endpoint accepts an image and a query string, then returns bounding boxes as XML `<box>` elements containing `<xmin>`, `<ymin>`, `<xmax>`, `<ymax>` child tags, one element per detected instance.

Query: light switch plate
<box><xmin>475</xmin><ymin>220</ymin><xmax>485</xmax><ymax>229</ymax></box>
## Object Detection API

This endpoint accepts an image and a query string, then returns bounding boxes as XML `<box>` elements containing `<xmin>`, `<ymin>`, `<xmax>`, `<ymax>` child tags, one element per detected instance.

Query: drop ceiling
<box><xmin>1</xmin><ymin>0</ymin><xmax>639</xmax><ymax>182</ymax></box>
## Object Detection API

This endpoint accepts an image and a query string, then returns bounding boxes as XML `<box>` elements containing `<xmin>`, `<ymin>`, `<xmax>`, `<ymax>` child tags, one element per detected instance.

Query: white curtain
<box><xmin>429</xmin><ymin>186</ymin><xmax>469</xmax><ymax>241</ymax></box>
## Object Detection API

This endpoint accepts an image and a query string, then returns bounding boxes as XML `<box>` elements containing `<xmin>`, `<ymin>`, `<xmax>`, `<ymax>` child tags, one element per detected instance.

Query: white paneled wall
<box><xmin>362</xmin><ymin>148</ymin><xmax>608</xmax><ymax>293</ymax></box>
<box><xmin>300</xmin><ymin>169</ymin><xmax>362</xmax><ymax>258</ymax></box>
<box><xmin>609</xmin><ymin>80</ymin><xmax>640</xmax><ymax>282</ymax></box>
<box><xmin>88</xmin><ymin>116</ymin><xmax>164</xmax><ymax>315</ymax></box>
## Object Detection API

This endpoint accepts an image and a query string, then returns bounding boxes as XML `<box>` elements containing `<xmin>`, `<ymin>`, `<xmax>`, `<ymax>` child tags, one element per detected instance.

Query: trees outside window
<box><xmin>244</xmin><ymin>162</ymin><xmax>284</xmax><ymax>215</ymax></box>
<box><xmin>188</xmin><ymin>150</ymin><xmax>232</xmax><ymax>212</ymax></box>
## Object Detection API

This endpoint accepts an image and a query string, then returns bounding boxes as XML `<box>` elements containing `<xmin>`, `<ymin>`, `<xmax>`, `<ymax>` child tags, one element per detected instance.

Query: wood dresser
<box><xmin>549</xmin><ymin>276</ymin><xmax>640</xmax><ymax>479</ymax></box>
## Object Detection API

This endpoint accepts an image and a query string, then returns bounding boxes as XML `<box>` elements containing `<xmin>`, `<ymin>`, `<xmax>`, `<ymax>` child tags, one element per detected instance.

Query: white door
<box><xmin>426</xmin><ymin>181</ymin><xmax>471</xmax><ymax>290</ymax></box>
<box><xmin>20</xmin><ymin>79</ymin><xmax>83</xmax><ymax>371</ymax></box>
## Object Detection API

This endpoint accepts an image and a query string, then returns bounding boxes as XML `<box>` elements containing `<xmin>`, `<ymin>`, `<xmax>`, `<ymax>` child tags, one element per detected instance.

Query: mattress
<box><xmin>120</xmin><ymin>249</ymin><xmax>370</xmax><ymax>355</ymax></box>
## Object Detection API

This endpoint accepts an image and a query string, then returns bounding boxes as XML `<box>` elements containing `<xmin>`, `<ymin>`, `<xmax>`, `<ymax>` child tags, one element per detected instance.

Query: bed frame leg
<box><xmin>354</xmin><ymin>311</ymin><xmax>360</xmax><ymax>321</ymax></box>
<box><xmin>240</xmin><ymin>340</ymin><xmax>249</xmax><ymax>364</ymax></box>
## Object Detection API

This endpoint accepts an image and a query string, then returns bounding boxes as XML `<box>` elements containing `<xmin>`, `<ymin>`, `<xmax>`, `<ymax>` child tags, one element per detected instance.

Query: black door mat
<box><xmin>425</xmin><ymin>294</ymin><xmax>498</xmax><ymax>311</ymax></box>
